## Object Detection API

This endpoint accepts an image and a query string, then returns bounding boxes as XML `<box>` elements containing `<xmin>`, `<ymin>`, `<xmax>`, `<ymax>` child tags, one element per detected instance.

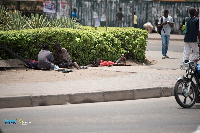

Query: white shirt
<box><xmin>158</xmin><ymin>16</ymin><xmax>173</xmax><ymax>36</ymax></box>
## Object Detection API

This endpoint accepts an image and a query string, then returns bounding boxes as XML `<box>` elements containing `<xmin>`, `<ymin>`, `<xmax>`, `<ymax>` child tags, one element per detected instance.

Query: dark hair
<box><xmin>42</xmin><ymin>43</ymin><xmax>49</xmax><ymax>50</ymax></box>
<box><xmin>164</xmin><ymin>10</ymin><xmax>169</xmax><ymax>14</ymax></box>
<box><xmin>55</xmin><ymin>42</ymin><xmax>61</xmax><ymax>48</ymax></box>
<box><xmin>155</xmin><ymin>19</ymin><xmax>159</xmax><ymax>23</ymax></box>
<box><xmin>189</xmin><ymin>7</ymin><xmax>196</xmax><ymax>15</ymax></box>
<box><xmin>119</xmin><ymin>7</ymin><xmax>122</xmax><ymax>11</ymax></box>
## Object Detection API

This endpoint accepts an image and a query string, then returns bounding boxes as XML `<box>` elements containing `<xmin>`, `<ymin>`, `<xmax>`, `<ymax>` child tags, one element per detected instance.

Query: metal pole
<box><xmin>56</xmin><ymin>0</ymin><xmax>58</xmax><ymax>18</ymax></box>
<box><xmin>132</xmin><ymin>0</ymin><xmax>134</xmax><ymax>27</ymax></box>
<box><xmin>106</xmin><ymin>0</ymin><xmax>107</xmax><ymax>31</ymax></box>
<box><xmin>199</xmin><ymin>7</ymin><xmax>200</xmax><ymax>32</ymax></box>
<box><xmin>91</xmin><ymin>0</ymin><xmax>93</xmax><ymax>27</ymax></box>
<box><xmin>16</xmin><ymin>1</ymin><xmax>20</xmax><ymax>11</ymax></box>
<box><xmin>70</xmin><ymin>0</ymin><xmax>72</xmax><ymax>19</ymax></box>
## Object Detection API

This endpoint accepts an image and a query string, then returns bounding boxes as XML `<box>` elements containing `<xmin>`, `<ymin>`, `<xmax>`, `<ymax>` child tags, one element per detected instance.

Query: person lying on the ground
<box><xmin>91</xmin><ymin>58</ymin><xmax>101</xmax><ymax>67</ymax></box>
<box><xmin>54</xmin><ymin>43</ymin><xmax>79</xmax><ymax>69</ymax></box>
<box><xmin>38</xmin><ymin>44</ymin><xmax>54</xmax><ymax>70</ymax></box>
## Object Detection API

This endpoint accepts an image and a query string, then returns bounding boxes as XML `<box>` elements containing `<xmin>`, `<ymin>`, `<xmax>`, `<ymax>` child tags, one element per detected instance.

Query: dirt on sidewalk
<box><xmin>0</xmin><ymin>68</ymin><xmax>132</xmax><ymax>84</ymax></box>
<box><xmin>0</xmin><ymin>58</ymin><xmax>156</xmax><ymax>84</ymax></box>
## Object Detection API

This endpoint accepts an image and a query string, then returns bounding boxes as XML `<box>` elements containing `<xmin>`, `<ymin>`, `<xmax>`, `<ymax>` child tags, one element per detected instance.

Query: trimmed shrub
<box><xmin>0</xmin><ymin>27</ymin><xmax>148</xmax><ymax>65</ymax></box>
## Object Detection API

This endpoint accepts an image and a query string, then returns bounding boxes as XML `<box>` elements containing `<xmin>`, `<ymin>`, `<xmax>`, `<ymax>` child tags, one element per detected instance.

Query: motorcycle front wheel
<box><xmin>174</xmin><ymin>79</ymin><xmax>196</xmax><ymax>108</ymax></box>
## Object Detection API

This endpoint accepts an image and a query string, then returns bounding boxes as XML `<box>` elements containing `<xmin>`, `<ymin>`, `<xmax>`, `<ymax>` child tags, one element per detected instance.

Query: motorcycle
<box><xmin>174</xmin><ymin>61</ymin><xmax>200</xmax><ymax>108</ymax></box>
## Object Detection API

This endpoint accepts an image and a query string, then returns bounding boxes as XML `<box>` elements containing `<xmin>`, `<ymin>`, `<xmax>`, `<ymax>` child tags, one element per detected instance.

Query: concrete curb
<box><xmin>0</xmin><ymin>87</ymin><xmax>174</xmax><ymax>108</ymax></box>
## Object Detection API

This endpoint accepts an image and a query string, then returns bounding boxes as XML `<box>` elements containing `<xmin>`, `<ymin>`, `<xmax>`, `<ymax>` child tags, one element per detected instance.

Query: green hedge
<box><xmin>0</xmin><ymin>27</ymin><xmax>148</xmax><ymax>65</ymax></box>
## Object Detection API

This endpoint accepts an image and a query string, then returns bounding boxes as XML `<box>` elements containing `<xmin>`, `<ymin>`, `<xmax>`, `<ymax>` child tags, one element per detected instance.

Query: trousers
<box><xmin>161</xmin><ymin>35</ymin><xmax>170</xmax><ymax>56</ymax></box>
<box><xmin>183</xmin><ymin>42</ymin><xmax>199</xmax><ymax>61</ymax></box>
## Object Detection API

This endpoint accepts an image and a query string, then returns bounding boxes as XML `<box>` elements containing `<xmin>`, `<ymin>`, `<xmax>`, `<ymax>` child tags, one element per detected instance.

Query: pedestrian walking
<box><xmin>194</xmin><ymin>9</ymin><xmax>200</xmax><ymax>47</ymax></box>
<box><xmin>158</xmin><ymin>10</ymin><xmax>174</xmax><ymax>59</ymax></box>
<box><xmin>116</xmin><ymin>7</ymin><xmax>124</xmax><ymax>27</ymax></box>
<box><xmin>133</xmin><ymin>12</ymin><xmax>137</xmax><ymax>28</ymax></box>
<box><xmin>72</xmin><ymin>8</ymin><xmax>80</xmax><ymax>22</ymax></box>
<box><xmin>179</xmin><ymin>7</ymin><xmax>199</xmax><ymax>63</ymax></box>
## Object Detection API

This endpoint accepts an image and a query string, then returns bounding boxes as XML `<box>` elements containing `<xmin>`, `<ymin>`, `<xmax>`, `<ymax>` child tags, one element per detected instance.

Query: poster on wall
<box><xmin>93</xmin><ymin>12</ymin><xmax>98</xmax><ymax>19</ymax></box>
<box><xmin>43</xmin><ymin>1</ymin><xmax>56</xmax><ymax>13</ymax></box>
<box><xmin>94</xmin><ymin>19</ymin><xmax>100</xmax><ymax>27</ymax></box>
<box><xmin>60</xmin><ymin>1</ymin><xmax>70</xmax><ymax>18</ymax></box>
<box><xmin>101</xmin><ymin>14</ymin><xmax>106</xmax><ymax>21</ymax></box>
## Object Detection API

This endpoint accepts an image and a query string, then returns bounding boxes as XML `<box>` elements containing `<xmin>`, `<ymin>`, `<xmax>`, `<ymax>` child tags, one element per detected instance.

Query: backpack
<box><xmin>26</xmin><ymin>60</ymin><xmax>38</xmax><ymax>69</ymax></box>
<box><xmin>183</xmin><ymin>17</ymin><xmax>188</xmax><ymax>34</ymax></box>
<box><xmin>158</xmin><ymin>17</ymin><xmax>163</xmax><ymax>35</ymax></box>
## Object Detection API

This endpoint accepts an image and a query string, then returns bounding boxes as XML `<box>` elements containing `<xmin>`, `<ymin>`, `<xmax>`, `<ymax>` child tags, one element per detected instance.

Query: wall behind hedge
<box><xmin>0</xmin><ymin>27</ymin><xmax>148</xmax><ymax>65</ymax></box>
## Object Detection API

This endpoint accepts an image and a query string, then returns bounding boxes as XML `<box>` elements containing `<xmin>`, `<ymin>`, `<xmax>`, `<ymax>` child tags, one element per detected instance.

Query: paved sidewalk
<box><xmin>148</xmin><ymin>33</ymin><xmax>184</xmax><ymax>41</ymax></box>
<box><xmin>0</xmin><ymin>33</ymin><xmax>185</xmax><ymax>108</ymax></box>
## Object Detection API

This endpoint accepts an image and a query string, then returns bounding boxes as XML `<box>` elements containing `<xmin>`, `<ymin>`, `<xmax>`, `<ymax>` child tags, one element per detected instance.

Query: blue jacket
<box><xmin>72</xmin><ymin>12</ymin><xmax>77</xmax><ymax>19</ymax></box>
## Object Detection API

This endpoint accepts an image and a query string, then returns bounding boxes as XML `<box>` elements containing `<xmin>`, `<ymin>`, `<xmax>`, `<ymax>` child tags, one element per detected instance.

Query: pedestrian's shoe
<box><xmin>162</xmin><ymin>56</ymin><xmax>165</xmax><ymax>59</ymax></box>
<box><xmin>80</xmin><ymin>66</ymin><xmax>88</xmax><ymax>69</ymax></box>
<box><xmin>62</xmin><ymin>69</ymin><xmax>73</xmax><ymax>73</ymax></box>
<box><xmin>165</xmin><ymin>55</ymin><xmax>169</xmax><ymax>58</ymax></box>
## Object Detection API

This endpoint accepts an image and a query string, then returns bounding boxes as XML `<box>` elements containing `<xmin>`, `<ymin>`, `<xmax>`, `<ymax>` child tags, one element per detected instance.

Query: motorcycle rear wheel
<box><xmin>174</xmin><ymin>79</ymin><xmax>196</xmax><ymax>108</ymax></box>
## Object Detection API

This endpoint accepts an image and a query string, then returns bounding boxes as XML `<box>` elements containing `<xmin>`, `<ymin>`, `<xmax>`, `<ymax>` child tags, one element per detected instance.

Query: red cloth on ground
<box><xmin>100</xmin><ymin>60</ymin><xmax>115</xmax><ymax>66</ymax></box>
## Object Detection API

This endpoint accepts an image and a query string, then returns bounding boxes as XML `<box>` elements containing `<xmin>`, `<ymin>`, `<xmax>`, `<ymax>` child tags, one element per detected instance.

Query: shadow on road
<box><xmin>177</xmin><ymin>104</ymin><xmax>200</xmax><ymax>109</ymax></box>
<box><xmin>168</xmin><ymin>58</ymin><xmax>179</xmax><ymax>60</ymax></box>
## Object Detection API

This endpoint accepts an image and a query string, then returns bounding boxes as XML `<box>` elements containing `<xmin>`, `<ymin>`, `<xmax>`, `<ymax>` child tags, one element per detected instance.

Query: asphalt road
<box><xmin>0</xmin><ymin>97</ymin><xmax>200</xmax><ymax>133</ymax></box>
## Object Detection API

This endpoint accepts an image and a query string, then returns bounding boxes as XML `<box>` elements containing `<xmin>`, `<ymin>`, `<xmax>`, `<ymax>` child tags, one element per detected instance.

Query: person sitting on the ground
<box><xmin>54</xmin><ymin>43</ymin><xmax>79</xmax><ymax>69</ymax></box>
<box><xmin>115</xmin><ymin>54</ymin><xmax>126</xmax><ymax>65</ymax></box>
<box><xmin>38</xmin><ymin>44</ymin><xmax>54</xmax><ymax>70</ymax></box>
